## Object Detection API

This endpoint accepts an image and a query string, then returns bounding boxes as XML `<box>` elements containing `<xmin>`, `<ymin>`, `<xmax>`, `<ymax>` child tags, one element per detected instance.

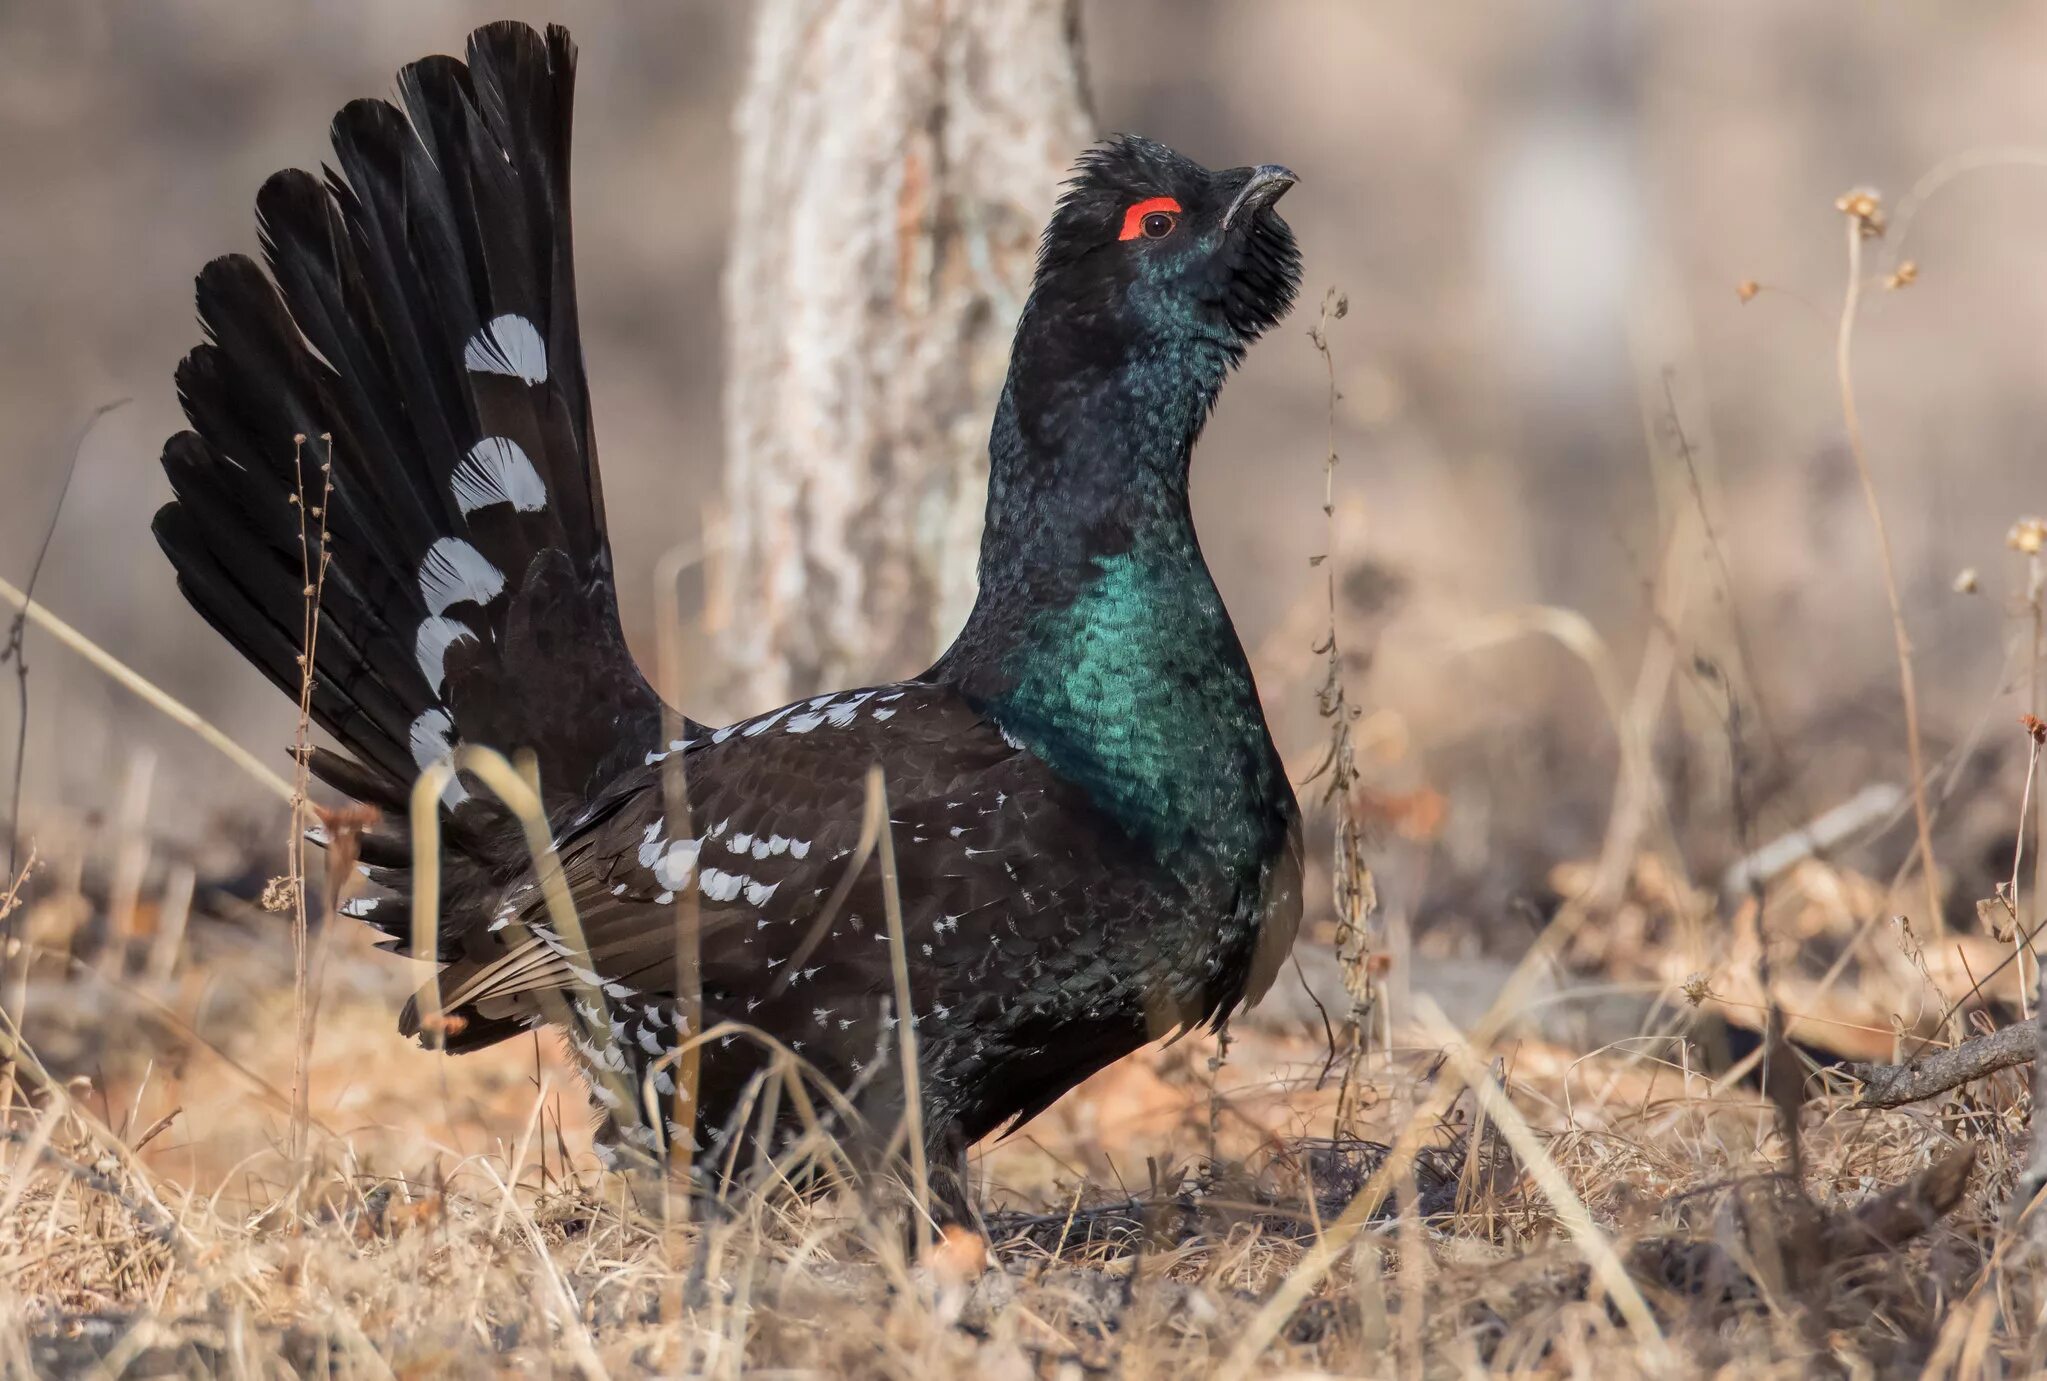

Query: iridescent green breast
<box><xmin>993</xmin><ymin>547</ymin><xmax>1291</xmax><ymax>869</ymax></box>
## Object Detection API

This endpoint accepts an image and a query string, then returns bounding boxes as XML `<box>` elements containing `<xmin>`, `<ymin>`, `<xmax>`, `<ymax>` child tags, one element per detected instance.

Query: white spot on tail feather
<box><xmin>407</xmin><ymin>708</ymin><xmax>470</xmax><ymax>807</ymax></box>
<box><xmin>419</xmin><ymin>538</ymin><xmax>505</xmax><ymax>615</ymax></box>
<box><xmin>452</xmin><ymin>436</ymin><xmax>547</xmax><ymax>514</ymax></box>
<box><xmin>463</xmin><ymin>314</ymin><xmax>548</xmax><ymax>384</ymax></box>
<box><xmin>414</xmin><ymin>616</ymin><xmax>475</xmax><ymax>694</ymax></box>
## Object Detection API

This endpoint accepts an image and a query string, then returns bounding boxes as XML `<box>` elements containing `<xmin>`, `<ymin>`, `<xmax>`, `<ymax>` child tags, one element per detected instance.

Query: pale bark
<box><xmin>721</xmin><ymin>0</ymin><xmax>1092</xmax><ymax>709</ymax></box>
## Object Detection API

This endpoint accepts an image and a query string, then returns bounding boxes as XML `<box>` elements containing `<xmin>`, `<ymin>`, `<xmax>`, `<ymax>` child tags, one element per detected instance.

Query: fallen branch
<box><xmin>1845</xmin><ymin>1023</ymin><xmax>2037</xmax><ymax>1108</ymax></box>
<box><xmin>1820</xmin><ymin>1142</ymin><xmax>1977</xmax><ymax>1256</ymax></box>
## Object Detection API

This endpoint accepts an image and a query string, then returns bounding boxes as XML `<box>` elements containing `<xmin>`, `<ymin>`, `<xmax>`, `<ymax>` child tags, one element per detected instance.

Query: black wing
<box><xmin>416</xmin><ymin>682</ymin><xmax>1270</xmax><ymax>1139</ymax></box>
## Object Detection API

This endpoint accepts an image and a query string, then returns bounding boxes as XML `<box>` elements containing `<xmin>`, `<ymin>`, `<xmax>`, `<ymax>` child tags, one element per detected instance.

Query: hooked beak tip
<box><xmin>1223</xmin><ymin>164</ymin><xmax>1298</xmax><ymax>231</ymax></box>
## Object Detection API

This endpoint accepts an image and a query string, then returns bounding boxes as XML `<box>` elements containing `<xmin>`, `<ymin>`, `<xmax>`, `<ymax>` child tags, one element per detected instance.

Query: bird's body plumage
<box><xmin>152</xmin><ymin>21</ymin><xmax>1304</xmax><ymax>1210</ymax></box>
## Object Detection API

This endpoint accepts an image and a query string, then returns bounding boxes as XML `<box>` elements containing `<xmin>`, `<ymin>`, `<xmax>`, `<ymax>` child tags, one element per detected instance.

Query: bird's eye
<box><xmin>1118</xmin><ymin>196</ymin><xmax>1184</xmax><ymax>242</ymax></box>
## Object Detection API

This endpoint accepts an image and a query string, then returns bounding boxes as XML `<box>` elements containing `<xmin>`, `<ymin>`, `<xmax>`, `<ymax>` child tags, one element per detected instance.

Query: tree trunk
<box><xmin>720</xmin><ymin>0</ymin><xmax>1092</xmax><ymax>711</ymax></box>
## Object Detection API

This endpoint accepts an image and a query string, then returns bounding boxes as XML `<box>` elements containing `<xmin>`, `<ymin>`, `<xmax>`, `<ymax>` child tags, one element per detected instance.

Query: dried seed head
<box><xmin>2025</xmin><ymin>713</ymin><xmax>2047</xmax><ymax>745</ymax></box>
<box><xmin>1835</xmin><ymin>188</ymin><xmax>1886</xmax><ymax>238</ymax></box>
<box><xmin>1977</xmin><ymin>894</ymin><xmax>2017</xmax><ymax>942</ymax></box>
<box><xmin>1736</xmin><ymin>280</ymin><xmax>1760</xmax><ymax>304</ymax></box>
<box><xmin>2008</xmin><ymin>517</ymin><xmax>2047</xmax><ymax>555</ymax></box>
<box><xmin>1680</xmin><ymin>972</ymin><xmax>1709</xmax><ymax>1006</ymax></box>
<box><xmin>259</xmin><ymin>875</ymin><xmax>298</xmax><ymax>913</ymax></box>
<box><xmin>1885</xmin><ymin>260</ymin><xmax>1918</xmax><ymax>290</ymax></box>
<box><xmin>1952</xmin><ymin>567</ymin><xmax>1979</xmax><ymax>594</ymax></box>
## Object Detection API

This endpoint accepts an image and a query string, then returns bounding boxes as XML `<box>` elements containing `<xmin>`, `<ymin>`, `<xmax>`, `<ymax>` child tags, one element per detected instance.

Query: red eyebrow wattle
<box><xmin>1118</xmin><ymin>196</ymin><xmax>1182</xmax><ymax>240</ymax></box>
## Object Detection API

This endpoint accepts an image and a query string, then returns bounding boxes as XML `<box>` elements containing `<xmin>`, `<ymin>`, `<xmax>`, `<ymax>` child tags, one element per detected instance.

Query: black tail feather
<box><xmin>154</xmin><ymin>22</ymin><xmax>682</xmax><ymax>981</ymax></box>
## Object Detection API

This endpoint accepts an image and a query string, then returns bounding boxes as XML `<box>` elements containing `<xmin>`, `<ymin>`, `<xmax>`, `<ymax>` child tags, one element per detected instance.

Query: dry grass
<box><xmin>0</xmin><ymin>819</ymin><xmax>2029</xmax><ymax>1379</ymax></box>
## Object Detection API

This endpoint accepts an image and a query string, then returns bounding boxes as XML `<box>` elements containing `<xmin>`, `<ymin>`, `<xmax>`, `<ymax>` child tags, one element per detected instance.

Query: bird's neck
<box><xmin>933</xmin><ymin>333</ymin><xmax>1286</xmax><ymax>856</ymax></box>
<box><xmin>974</xmin><ymin>319</ymin><xmax>1233</xmax><ymax>585</ymax></box>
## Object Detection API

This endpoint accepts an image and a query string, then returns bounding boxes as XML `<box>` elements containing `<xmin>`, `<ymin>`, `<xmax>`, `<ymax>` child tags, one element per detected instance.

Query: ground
<box><xmin>0</xmin><ymin>829</ymin><xmax>2027</xmax><ymax>1378</ymax></box>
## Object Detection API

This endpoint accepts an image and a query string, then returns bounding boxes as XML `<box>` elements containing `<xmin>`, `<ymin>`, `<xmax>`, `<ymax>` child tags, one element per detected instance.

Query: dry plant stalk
<box><xmin>286</xmin><ymin>434</ymin><xmax>335</xmax><ymax>1172</ymax></box>
<box><xmin>2007</xmin><ymin>518</ymin><xmax>2047</xmax><ymax>958</ymax></box>
<box><xmin>1301</xmin><ymin>288</ymin><xmax>1380</xmax><ymax>1127</ymax></box>
<box><xmin>0</xmin><ymin>574</ymin><xmax>296</xmax><ymax>803</ymax></box>
<box><xmin>869</xmin><ymin>765</ymin><xmax>934</xmax><ymax>1258</ymax></box>
<box><xmin>654</xmin><ymin>546</ymin><xmax>704</xmax><ymax>1223</ymax></box>
<box><xmin>1834</xmin><ymin>189</ymin><xmax>1943</xmax><ymax>936</ymax></box>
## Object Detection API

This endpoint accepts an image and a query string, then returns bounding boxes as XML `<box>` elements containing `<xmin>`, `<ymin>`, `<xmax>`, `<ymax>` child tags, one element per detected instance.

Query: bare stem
<box><xmin>2014</xmin><ymin>731</ymin><xmax>2042</xmax><ymax>1021</ymax></box>
<box><xmin>1836</xmin><ymin>213</ymin><xmax>1943</xmax><ymax>934</ymax></box>
<box><xmin>2029</xmin><ymin>550</ymin><xmax>2045</xmax><ymax>961</ymax></box>
<box><xmin>286</xmin><ymin>435</ymin><xmax>334</xmax><ymax>1178</ymax></box>
<box><xmin>654</xmin><ymin>548</ymin><xmax>702</xmax><ymax>1228</ymax></box>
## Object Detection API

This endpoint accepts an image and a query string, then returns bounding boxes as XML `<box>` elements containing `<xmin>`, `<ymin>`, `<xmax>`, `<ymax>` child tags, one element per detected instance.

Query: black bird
<box><xmin>152</xmin><ymin>22</ymin><xmax>1304</xmax><ymax>1212</ymax></box>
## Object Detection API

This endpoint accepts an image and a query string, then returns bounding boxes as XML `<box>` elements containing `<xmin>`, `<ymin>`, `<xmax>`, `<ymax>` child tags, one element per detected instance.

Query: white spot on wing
<box><xmin>699</xmin><ymin>867</ymin><xmax>746</xmax><ymax>902</ymax></box>
<box><xmin>825</xmin><ymin>691</ymin><xmax>875</xmax><ymax>727</ymax></box>
<box><xmin>419</xmin><ymin>538</ymin><xmax>505</xmax><ymax>615</ymax></box>
<box><xmin>463</xmin><ymin>314</ymin><xmax>548</xmax><ymax>384</ymax></box>
<box><xmin>451</xmin><ymin>436</ymin><xmax>547</xmax><ymax>514</ymax></box>
<box><xmin>784</xmin><ymin>712</ymin><xmax>827</xmax><ymax>733</ymax></box>
<box><xmin>655</xmin><ymin>840</ymin><xmax>701</xmax><ymax>890</ymax></box>
<box><xmin>743</xmin><ymin>877</ymin><xmax>778</xmax><ymax>906</ymax></box>
<box><xmin>741</xmin><ymin>706</ymin><xmax>793</xmax><ymax>737</ymax></box>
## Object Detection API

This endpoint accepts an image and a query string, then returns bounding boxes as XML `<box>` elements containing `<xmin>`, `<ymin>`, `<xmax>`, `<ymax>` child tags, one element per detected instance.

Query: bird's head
<box><xmin>1023</xmin><ymin>135</ymin><xmax>1302</xmax><ymax>377</ymax></box>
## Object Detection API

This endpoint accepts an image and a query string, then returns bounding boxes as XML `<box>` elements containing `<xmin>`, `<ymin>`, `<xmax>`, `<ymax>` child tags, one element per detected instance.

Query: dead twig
<box><xmin>1844</xmin><ymin>1021</ymin><xmax>2036</xmax><ymax>1108</ymax></box>
<box><xmin>1821</xmin><ymin>1143</ymin><xmax>1977</xmax><ymax>1256</ymax></box>
<box><xmin>2</xmin><ymin>400</ymin><xmax>125</xmax><ymax>884</ymax></box>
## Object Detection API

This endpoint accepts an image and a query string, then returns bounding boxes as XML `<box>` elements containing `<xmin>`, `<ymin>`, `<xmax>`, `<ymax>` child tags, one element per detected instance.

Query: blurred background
<box><xmin>6</xmin><ymin>0</ymin><xmax>2047</xmax><ymax>996</ymax></box>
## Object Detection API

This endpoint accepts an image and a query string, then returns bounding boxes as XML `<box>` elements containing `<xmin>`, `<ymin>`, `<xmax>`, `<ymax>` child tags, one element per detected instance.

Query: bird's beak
<box><xmin>1221</xmin><ymin>164</ymin><xmax>1298</xmax><ymax>232</ymax></box>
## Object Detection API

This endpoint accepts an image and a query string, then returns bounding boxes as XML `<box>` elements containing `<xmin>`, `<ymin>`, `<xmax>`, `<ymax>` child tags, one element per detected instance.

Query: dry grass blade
<box><xmin>0</xmin><ymin>574</ymin><xmax>295</xmax><ymax>803</ymax></box>
<box><xmin>1217</xmin><ymin>894</ymin><xmax>1597</xmax><ymax>1379</ymax></box>
<box><xmin>868</xmin><ymin>764</ymin><xmax>932</xmax><ymax>1255</ymax></box>
<box><xmin>1420</xmin><ymin>1000</ymin><xmax>1674</xmax><ymax>1370</ymax></box>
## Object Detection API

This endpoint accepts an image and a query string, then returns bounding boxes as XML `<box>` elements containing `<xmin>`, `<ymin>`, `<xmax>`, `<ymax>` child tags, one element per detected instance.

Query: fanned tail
<box><xmin>153</xmin><ymin>23</ymin><xmax>685</xmax><ymax>979</ymax></box>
